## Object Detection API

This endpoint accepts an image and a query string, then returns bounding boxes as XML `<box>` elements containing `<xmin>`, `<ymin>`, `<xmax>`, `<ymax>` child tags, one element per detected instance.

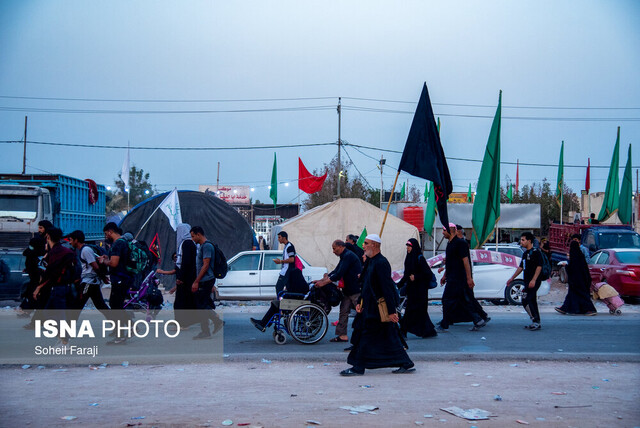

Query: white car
<box><xmin>214</xmin><ymin>250</ymin><xmax>328</xmax><ymax>300</ymax></box>
<box><xmin>396</xmin><ymin>250</ymin><xmax>550</xmax><ymax>305</ymax></box>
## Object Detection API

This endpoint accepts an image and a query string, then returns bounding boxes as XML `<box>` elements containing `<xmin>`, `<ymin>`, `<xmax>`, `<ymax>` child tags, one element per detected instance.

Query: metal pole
<box><xmin>433</xmin><ymin>225</ymin><xmax>436</xmax><ymax>257</ymax></box>
<box><xmin>22</xmin><ymin>116</ymin><xmax>27</xmax><ymax>174</ymax></box>
<box><xmin>217</xmin><ymin>162</ymin><xmax>220</xmax><ymax>189</ymax></box>
<box><xmin>337</xmin><ymin>97</ymin><xmax>341</xmax><ymax>198</ymax></box>
<box><xmin>380</xmin><ymin>155</ymin><xmax>384</xmax><ymax>208</ymax></box>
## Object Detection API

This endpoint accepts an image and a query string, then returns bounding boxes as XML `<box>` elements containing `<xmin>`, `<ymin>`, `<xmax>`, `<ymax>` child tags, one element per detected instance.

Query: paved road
<box><xmin>221</xmin><ymin>309</ymin><xmax>640</xmax><ymax>361</ymax></box>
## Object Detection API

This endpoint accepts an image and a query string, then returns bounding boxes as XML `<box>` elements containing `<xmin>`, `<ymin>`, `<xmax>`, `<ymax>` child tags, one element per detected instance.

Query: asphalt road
<box><xmin>220</xmin><ymin>307</ymin><xmax>640</xmax><ymax>361</ymax></box>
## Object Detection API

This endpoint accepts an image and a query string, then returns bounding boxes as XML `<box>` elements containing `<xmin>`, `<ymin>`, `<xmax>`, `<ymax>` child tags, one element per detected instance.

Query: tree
<box><xmin>303</xmin><ymin>158</ymin><xmax>379</xmax><ymax>210</ymax></box>
<box><xmin>106</xmin><ymin>165</ymin><xmax>156</xmax><ymax>213</ymax></box>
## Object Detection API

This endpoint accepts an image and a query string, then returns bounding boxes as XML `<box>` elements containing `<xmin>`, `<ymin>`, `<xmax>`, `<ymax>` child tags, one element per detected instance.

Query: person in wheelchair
<box><xmin>250</xmin><ymin>262</ymin><xmax>310</xmax><ymax>332</ymax></box>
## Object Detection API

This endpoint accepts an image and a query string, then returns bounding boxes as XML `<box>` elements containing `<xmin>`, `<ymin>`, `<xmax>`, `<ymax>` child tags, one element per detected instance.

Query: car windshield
<box><xmin>598</xmin><ymin>232</ymin><xmax>640</xmax><ymax>249</ymax></box>
<box><xmin>615</xmin><ymin>251</ymin><xmax>640</xmax><ymax>264</ymax></box>
<box><xmin>0</xmin><ymin>196</ymin><xmax>38</xmax><ymax>220</ymax></box>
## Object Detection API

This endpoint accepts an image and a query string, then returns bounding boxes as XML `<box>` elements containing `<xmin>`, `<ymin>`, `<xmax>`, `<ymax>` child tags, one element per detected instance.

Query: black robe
<box><xmin>558</xmin><ymin>243</ymin><xmax>596</xmax><ymax>314</ymax></box>
<box><xmin>174</xmin><ymin>240</ymin><xmax>197</xmax><ymax>326</ymax></box>
<box><xmin>348</xmin><ymin>253</ymin><xmax>413</xmax><ymax>370</ymax></box>
<box><xmin>399</xmin><ymin>240</ymin><xmax>436</xmax><ymax>337</ymax></box>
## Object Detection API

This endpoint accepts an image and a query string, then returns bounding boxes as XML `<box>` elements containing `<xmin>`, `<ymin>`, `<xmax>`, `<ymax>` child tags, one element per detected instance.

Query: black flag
<box><xmin>398</xmin><ymin>83</ymin><xmax>453</xmax><ymax>228</ymax></box>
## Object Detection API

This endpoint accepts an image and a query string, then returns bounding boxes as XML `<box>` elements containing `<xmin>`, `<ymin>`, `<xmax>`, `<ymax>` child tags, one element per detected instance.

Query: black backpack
<box><xmin>206</xmin><ymin>241</ymin><xmax>228</xmax><ymax>279</ymax></box>
<box><xmin>535</xmin><ymin>248</ymin><xmax>551</xmax><ymax>281</ymax></box>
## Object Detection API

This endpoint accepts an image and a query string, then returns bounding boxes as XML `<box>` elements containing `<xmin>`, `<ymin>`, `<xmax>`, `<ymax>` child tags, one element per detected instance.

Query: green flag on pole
<box><xmin>356</xmin><ymin>226</ymin><xmax>367</xmax><ymax>248</ymax></box>
<box><xmin>269</xmin><ymin>152</ymin><xmax>277</xmax><ymax>208</ymax></box>
<box><xmin>467</xmin><ymin>183</ymin><xmax>473</xmax><ymax>203</ymax></box>
<box><xmin>471</xmin><ymin>91</ymin><xmax>502</xmax><ymax>249</ymax></box>
<box><xmin>400</xmin><ymin>182</ymin><xmax>406</xmax><ymax>200</ymax></box>
<box><xmin>598</xmin><ymin>127</ymin><xmax>621</xmax><ymax>221</ymax></box>
<box><xmin>619</xmin><ymin>144</ymin><xmax>633</xmax><ymax>224</ymax></box>
<box><xmin>424</xmin><ymin>181</ymin><xmax>437</xmax><ymax>236</ymax></box>
<box><xmin>424</xmin><ymin>181</ymin><xmax>430</xmax><ymax>202</ymax></box>
<box><xmin>556</xmin><ymin>141</ymin><xmax>564</xmax><ymax>208</ymax></box>
<box><xmin>507</xmin><ymin>184</ymin><xmax>513</xmax><ymax>203</ymax></box>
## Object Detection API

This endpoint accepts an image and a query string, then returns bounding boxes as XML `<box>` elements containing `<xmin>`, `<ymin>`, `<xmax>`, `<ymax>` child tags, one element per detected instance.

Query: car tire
<box><xmin>505</xmin><ymin>280</ymin><xmax>526</xmax><ymax>305</ymax></box>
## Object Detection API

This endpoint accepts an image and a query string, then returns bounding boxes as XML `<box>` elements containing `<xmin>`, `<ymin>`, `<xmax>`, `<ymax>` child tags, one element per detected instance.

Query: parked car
<box><xmin>0</xmin><ymin>249</ymin><xmax>28</xmax><ymax>300</ymax></box>
<box><xmin>482</xmin><ymin>243</ymin><xmax>524</xmax><ymax>258</ymax></box>
<box><xmin>588</xmin><ymin>248</ymin><xmax>640</xmax><ymax>297</ymax></box>
<box><xmin>214</xmin><ymin>250</ymin><xmax>328</xmax><ymax>300</ymax></box>
<box><xmin>395</xmin><ymin>250</ymin><xmax>550</xmax><ymax>305</ymax></box>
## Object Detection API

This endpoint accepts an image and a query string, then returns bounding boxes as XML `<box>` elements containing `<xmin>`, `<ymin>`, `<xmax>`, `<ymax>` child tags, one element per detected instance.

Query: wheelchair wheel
<box><xmin>273</xmin><ymin>330</ymin><xmax>287</xmax><ymax>345</ymax></box>
<box><xmin>287</xmin><ymin>303</ymin><xmax>329</xmax><ymax>345</ymax></box>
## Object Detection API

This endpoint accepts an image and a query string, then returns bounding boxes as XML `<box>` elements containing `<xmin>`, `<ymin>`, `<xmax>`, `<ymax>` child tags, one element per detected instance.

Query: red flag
<box><xmin>585</xmin><ymin>158</ymin><xmax>590</xmax><ymax>194</ymax></box>
<box><xmin>515</xmin><ymin>160</ymin><xmax>519</xmax><ymax>194</ymax></box>
<box><xmin>298</xmin><ymin>158</ymin><xmax>327</xmax><ymax>194</ymax></box>
<box><xmin>85</xmin><ymin>179</ymin><xmax>98</xmax><ymax>205</ymax></box>
<box><xmin>149</xmin><ymin>233</ymin><xmax>160</xmax><ymax>260</ymax></box>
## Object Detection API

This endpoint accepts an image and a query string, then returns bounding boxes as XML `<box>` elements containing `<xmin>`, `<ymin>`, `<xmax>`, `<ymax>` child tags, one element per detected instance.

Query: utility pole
<box><xmin>217</xmin><ymin>162</ymin><xmax>220</xmax><ymax>190</ymax></box>
<box><xmin>22</xmin><ymin>116</ymin><xmax>27</xmax><ymax>174</ymax></box>
<box><xmin>379</xmin><ymin>155</ymin><xmax>385</xmax><ymax>208</ymax></box>
<box><xmin>337</xmin><ymin>97</ymin><xmax>341</xmax><ymax>198</ymax></box>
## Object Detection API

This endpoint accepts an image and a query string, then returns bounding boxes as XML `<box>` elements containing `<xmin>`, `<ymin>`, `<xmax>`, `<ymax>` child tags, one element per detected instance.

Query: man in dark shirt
<box><xmin>345</xmin><ymin>234</ymin><xmax>364</xmax><ymax>266</ymax></box>
<box><xmin>314</xmin><ymin>240</ymin><xmax>362</xmax><ymax>342</ymax></box>
<box><xmin>100</xmin><ymin>222</ymin><xmax>133</xmax><ymax>344</ymax></box>
<box><xmin>437</xmin><ymin>223</ymin><xmax>486</xmax><ymax>332</ymax></box>
<box><xmin>32</xmin><ymin>227</ymin><xmax>75</xmax><ymax>347</ymax></box>
<box><xmin>508</xmin><ymin>232</ymin><xmax>543</xmax><ymax>330</ymax></box>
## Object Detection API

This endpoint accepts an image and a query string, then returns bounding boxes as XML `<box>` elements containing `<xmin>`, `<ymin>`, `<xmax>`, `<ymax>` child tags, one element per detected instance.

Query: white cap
<box><xmin>365</xmin><ymin>234</ymin><xmax>382</xmax><ymax>244</ymax></box>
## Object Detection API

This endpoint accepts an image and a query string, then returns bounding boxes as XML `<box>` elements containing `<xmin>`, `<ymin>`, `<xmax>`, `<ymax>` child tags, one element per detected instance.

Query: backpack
<box><xmin>120</xmin><ymin>239</ymin><xmax>149</xmax><ymax>275</ymax></box>
<box><xmin>535</xmin><ymin>248</ymin><xmax>551</xmax><ymax>281</ymax></box>
<box><xmin>206</xmin><ymin>241</ymin><xmax>228</xmax><ymax>279</ymax></box>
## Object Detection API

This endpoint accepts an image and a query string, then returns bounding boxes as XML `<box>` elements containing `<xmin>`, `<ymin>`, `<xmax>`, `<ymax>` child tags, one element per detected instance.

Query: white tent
<box><xmin>271</xmin><ymin>198</ymin><xmax>420</xmax><ymax>272</ymax></box>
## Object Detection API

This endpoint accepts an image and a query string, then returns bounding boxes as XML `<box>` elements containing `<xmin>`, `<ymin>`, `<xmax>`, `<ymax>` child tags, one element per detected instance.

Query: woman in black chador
<box><xmin>556</xmin><ymin>240</ymin><xmax>597</xmax><ymax>316</ymax></box>
<box><xmin>399</xmin><ymin>238</ymin><xmax>437</xmax><ymax>338</ymax></box>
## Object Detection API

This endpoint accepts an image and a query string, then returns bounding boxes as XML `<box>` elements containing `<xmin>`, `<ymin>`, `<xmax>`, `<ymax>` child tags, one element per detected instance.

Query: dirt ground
<box><xmin>1</xmin><ymin>360</ymin><xmax>638</xmax><ymax>428</ymax></box>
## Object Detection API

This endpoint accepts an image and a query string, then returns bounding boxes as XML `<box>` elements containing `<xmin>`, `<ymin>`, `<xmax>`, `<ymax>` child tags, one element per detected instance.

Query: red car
<box><xmin>588</xmin><ymin>248</ymin><xmax>640</xmax><ymax>297</ymax></box>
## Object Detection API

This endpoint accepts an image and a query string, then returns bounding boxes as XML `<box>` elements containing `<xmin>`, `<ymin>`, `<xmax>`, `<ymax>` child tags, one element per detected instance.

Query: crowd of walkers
<box><xmin>16</xmin><ymin>220</ymin><xmax>224</xmax><ymax>346</ymax></box>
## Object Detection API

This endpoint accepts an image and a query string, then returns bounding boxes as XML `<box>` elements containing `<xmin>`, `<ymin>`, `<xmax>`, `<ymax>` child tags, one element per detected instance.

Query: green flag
<box><xmin>471</xmin><ymin>91</ymin><xmax>502</xmax><ymax>249</ymax></box>
<box><xmin>400</xmin><ymin>182</ymin><xmax>406</xmax><ymax>200</ymax></box>
<box><xmin>269</xmin><ymin>152</ymin><xmax>277</xmax><ymax>208</ymax></box>
<box><xmin>356</xmin><ymin>226</ymin><xmax>367</xmax><ymax>248</ymax></box>
<box><xmin>507</xmin><ymin>184</ymin><xmax>513</xmax><ymax>203</ymax></box>
<box><xmin>424</xmin><ymin>181</ymin><xmax>437</xmax><ymax>236</ymax></box>
<box><xmin>556</xmin><ymin>141</ymin><xmax>564</xmax><ymax>208</ymax></box>
<box><xmin>467</xmin><ymin>183</ymin><xmax>473</xmax><ymax>203</ymax></box>
<box><xmin>619</xmin><ymin>144</ymin><xmax>633</xmax><ymax>224</ymax></box>
<box><xmin>424</xmin><ymin>181</ymin><xmax>430</xmax><ymax>202</ymax></box>
<box><xmin>598</xmin><ymin>127</ymin><xmax>621</xmax><ymax>221</ymax></box>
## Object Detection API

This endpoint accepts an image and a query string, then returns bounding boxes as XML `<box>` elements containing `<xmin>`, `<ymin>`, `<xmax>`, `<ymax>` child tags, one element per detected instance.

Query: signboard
<box><xmin>448</xmin><ymin>192</ymin><xmax>471</xmax><ymax>203</ymax></box>
<box><xmin>199</xmin><ymin>185</ymin><xmax>251</xmax><ymax>205</ymax></box>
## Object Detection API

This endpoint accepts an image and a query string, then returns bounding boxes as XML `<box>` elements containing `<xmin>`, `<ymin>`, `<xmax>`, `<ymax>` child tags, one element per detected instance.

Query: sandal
<box><xmin>330</xmin><ymin>336</ymin><xmax>348</xmax><ymax>342</ymax></box>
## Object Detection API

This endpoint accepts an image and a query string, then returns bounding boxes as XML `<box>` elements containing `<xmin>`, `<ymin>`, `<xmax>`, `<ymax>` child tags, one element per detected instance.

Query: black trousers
<box><xmin>71</xmin><ymin>282</ymin><xmax>110</xmax><ymax>321</ymax></box>
<box><xmin>194</xmin><ymin>279</ymin><xmax>221</xmax><ymax>333</ymax></box>
<box><xmin>109</xmin><ymin>276</ymin><xmax>133</xmax><ymax>337</ymax></box>
<box><xmin>523</xmin><ymin>283</ymin><xmax>541</xmax><ymax>324</ymax></box>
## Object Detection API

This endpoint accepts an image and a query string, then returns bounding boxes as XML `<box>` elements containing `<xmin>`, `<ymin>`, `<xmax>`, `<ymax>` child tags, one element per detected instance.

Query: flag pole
<box><xmin>380</xmin><ymin>170</ymin><xmax>401</xmax><ymax>236</ymax></box>
<box><xmin>433</xmin><ymin>224</ymin><xmax>436</xmax><ymax>257</ymax></box>
<box><xmin>134</xmin><ymin>189</ymin><xmax>173</xmax><ymax>240</ymax></box>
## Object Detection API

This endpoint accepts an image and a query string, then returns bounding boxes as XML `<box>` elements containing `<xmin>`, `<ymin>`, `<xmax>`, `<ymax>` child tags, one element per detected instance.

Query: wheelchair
<box><xmin>266</xmin><ymin>291</ymin><xmax>329</xmax><ymax>345</ymax></box>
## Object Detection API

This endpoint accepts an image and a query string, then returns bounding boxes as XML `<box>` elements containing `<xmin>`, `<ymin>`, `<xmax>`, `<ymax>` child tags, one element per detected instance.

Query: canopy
<box><xmin>271</xmin><ymin>198</ymin><xmax>420</xmax><ymax>271</ymax></box>
<box><xmin>119</xmin><ymin>190</ymin><xmax>253</xmax><ymax>270</ymax></box>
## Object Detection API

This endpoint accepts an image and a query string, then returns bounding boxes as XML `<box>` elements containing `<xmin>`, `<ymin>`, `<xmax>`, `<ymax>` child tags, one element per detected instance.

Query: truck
<box><xmin>548</xmin><ymin>223</ymin><xmax>640</xmax><ymax>264</ymax></box>
<box><xmin>0</xmin><ymin>174</ymin><xmax>106</xmax><ymax>249</ymax></box>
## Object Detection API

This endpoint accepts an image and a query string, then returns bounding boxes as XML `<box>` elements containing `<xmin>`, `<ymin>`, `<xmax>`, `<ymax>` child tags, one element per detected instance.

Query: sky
<box><xmin>1</xmin><ymin>0</ymin><xmax>639</xmax><ymax>207</ymax></box>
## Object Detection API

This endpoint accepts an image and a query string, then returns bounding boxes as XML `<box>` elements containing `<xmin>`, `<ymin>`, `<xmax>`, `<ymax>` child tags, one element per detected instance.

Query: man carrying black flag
<box><xmin>381</xmin><ymin>82</ymin><xmax>453</xmax><ymax>236</ymax></box>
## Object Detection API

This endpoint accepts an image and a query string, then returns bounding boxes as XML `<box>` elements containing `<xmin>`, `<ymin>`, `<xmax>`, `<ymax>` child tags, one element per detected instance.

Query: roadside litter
<box><xmin>440</xmin><ymin>407</ymin><xmax>492</xmax><ymax>421</ymax></box>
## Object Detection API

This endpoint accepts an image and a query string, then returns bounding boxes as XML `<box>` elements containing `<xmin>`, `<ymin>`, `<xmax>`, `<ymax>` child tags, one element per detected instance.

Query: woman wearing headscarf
<box><xmin>555</xmin><ymin>240</ymin><xmax>597</xmax><ymax>315</ymax></box>
<box><xmin>169</xmin><ymin>223</ymin><xmax>198</xmax><ymax>328</ymax></box>
<box><xmin>399</xmin><ymin>238</ymin><xmax>437</xmax><ymax>338</ymax></box>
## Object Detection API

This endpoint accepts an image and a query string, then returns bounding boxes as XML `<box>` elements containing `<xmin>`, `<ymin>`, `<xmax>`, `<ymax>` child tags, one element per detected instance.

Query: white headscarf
<box><xmin>175</xmin><ymin>223</ymin><xmax>192</xmax><ymax>269</ymax></box>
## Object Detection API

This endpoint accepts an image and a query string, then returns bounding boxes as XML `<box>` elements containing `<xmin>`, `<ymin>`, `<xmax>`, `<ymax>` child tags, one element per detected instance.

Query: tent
<box><xmin>119</xmin><ymin>190</ymin><xmax>253</xmax><ymax>271</ymax></box>
<box><xmin>270</xmin><ymin>198</ymin><xmax>420</xmax><ymax>271</ymax></box>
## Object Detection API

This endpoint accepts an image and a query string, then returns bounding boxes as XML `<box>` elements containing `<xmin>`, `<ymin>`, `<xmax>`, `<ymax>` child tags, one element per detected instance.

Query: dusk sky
<box><xmin>1</xmin><ymin>1</ymin><xmax>638</xmax><ymax>206</ymax></box>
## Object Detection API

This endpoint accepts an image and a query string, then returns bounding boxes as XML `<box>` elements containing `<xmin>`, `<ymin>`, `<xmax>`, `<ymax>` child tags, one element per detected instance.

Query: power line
<box><xmin>343</xmin><ymin>142</ymin><xmax>640</xmax><ymax>169</ymax></box>
<box><xmin>342</xmin><ymin>106</ymin><xmax>640</xmax><ymax>122</ymax></box>
<box><xmin>0</xmin><ymin>105</ymin><xmax>336</xmax><ymax>115</ymax></box>
<box><xmin>2</xmin><ymin>93</ymin><xmax>638</xmax><ymax>110</ymax></box>
<box><xmin>0</xmin><ymin>140</ymin><xmax>337</xmax><ymax>151</ymax></box>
